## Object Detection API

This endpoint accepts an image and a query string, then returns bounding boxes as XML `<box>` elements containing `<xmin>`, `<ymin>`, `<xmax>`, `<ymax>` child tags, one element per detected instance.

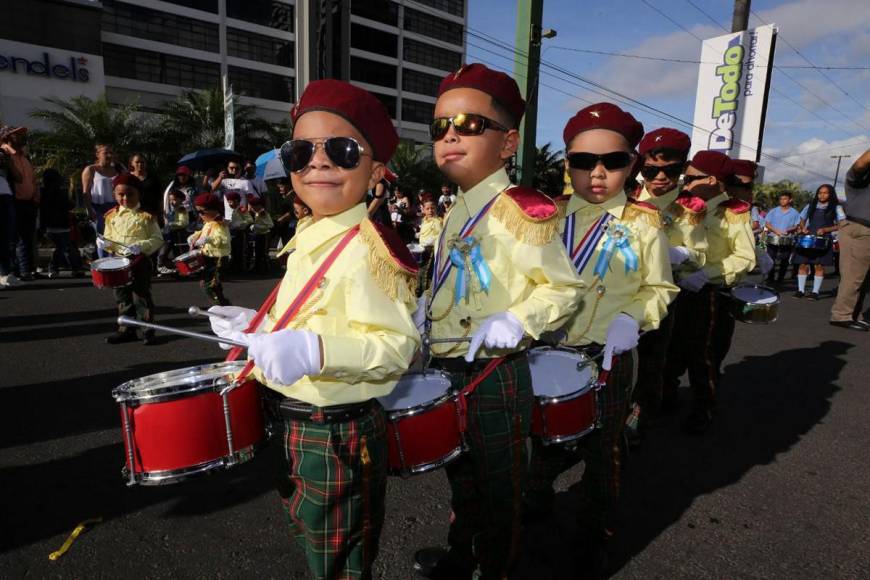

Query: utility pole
<box><xmin>831</xmin><ymin>155</ymin><xmax>851</xmax><ymax>190</ymax></box>
<box><xmin>731</xmin><ymin>0</ymin><xmax>751</xmax><ymax>33</ymax></box>
<box><xmin>513</xmin><ymin>0</ymin><xmax>544</xmax><ymax>187</ymax></box>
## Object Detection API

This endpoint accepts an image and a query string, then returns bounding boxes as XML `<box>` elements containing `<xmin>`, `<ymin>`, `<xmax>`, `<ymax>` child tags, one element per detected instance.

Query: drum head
<box><xmin>528</xmin><ymin>347</ymin><xmax>596</xmax><ymax>397</ymax></box>
<box><xmin>113</xmin><ymin>361</ymin><xmax>247</xmax><ymax>403</ymax></box>
<box><xmin>732</xmin><ymin>285</ymin><xmax>779</xmax><ymax>305</ymax></box>
<box><xmin>379</xmin><ymin>371</ymin><xmax>452</xmax><ymax>411</ymax></box>
<box><xmin>93</xmin><ymin>256</ymin><xmax>130</xmax><ymax>271</ymax></box>
<box><xmin>175</xmin><ymin>250</ymin><xmax>201</xmax><ymax>261</ymax></box>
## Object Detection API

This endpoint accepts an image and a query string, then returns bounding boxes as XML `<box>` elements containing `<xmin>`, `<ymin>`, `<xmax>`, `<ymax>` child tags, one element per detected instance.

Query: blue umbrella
<box><xmin>177</xmin><ymin>148</ymin><xmax>242</xmax><ymax>172</ymax></box>
<box><xmin>263</xmin><ymin>157</ymin><xmax>288</xmax><ymax>181</ymax></box>
<box><xmin>255</xmin><ymin>149</ymin><xmax>279</xmax><ymax>179</ymax></box>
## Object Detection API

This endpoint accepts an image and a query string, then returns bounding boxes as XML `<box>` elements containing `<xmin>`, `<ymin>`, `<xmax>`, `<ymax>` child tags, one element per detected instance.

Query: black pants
<box><xmin>0</xmin><ymin>195</ymin><xmax>15</xmax><ymax>276</ymax></box>
<box><xmin>252</xmin><ymin>233</ymin><xmax>268</xmax><ymax>273</ymax></box>
<box><xmin>230</xmin><ymin>230</ymin><xmax>246</xmax><ymax>273</ymax></box>
<box><xmin>14</xmin><ymin>198</ymin><xmax>37</xmax><ymax>275</ymax></box>
<box><xmin>157</xmin><ymin>228</ymin><xmax>188</xmax><ymax>268</ymax></box>
<box><xmin>766</xmin><ymin>243</ymin><xmax>792</xmax><ymax>282</ymax></box>
<box><xmin>632</xmin><ymin>304</ymin><xmax>675</xmax><ymax>420</ymax></box>
<box><xmin>113</xmin><ymin>257</ymin><xmax>154</xmax><ymax>326</ymax></box>
<box><xmin>713</xmin><ymin>292</ymin><xmax>736</xmax><ymax>375</ymax></box>
<box><xmin>201</xmin><ymin>255</ymin><xmax>230</xmax><ymax>305</ymax></box>
<box><xmin>47</xmin><ymin>231</ymin><xmax>83</xmax><ymax>273</ymax></box>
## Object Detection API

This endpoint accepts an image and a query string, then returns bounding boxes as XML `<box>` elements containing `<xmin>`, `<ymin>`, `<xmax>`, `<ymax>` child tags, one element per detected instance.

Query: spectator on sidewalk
<box><xmin>39</xmin><ymin>168</ymin><xmax>84</xmax><ymax>278</ymax></box>
<box><xmin>81</xmin><ymin>143</ymin><xmax>121</xmax><ymax>232</ymax></box>
<box><xmin>162</xmin><ymin>165</ymin><xmax>199</xmax><ymax>226</ymax></box>
<box><xmin>129</xmin><ymin>153</ymin><xmax>163</xmax><ymax>225</ymax></box>
<box><xmin>0</xmin><ymin>133</ymin><xmax>19</xmax><ymax>288</ymax></box>
<box><xmin>0</xmin><ymin>125</ymin><xmax>39</xmax><ymax>281</ymax></box>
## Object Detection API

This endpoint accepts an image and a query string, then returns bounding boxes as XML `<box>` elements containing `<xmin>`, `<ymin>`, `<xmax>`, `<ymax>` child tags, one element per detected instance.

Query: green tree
<box><xmin>389</xmin><ymin>141</ymin><xmax>443</xmax><ymax>199</ymax></box>
<box><xmin>754</xmin><ymin>179</ymin><xmax>812</xmax><ymax>210</ymax></box>
<box><xmin>533</xmin><ymin>142</ymin><xmax>565</xmax><ymax>197</ymax></box>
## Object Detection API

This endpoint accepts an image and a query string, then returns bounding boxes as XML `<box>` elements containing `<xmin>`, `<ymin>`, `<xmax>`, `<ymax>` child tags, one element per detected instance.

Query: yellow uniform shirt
<box><xmin>428</xmin><ymin>169</ymin><xmax>584</xmax><ymax>359</ymax></box>
<box><xmin>103</xmin><ymin>205</ymin><xmax>163</xmax><ymax>256</ymax></box>
<box><xmin>192</xmin><ymin>220</ymin><xmax>231</xmax><ymax>258</ymax></box>
<box><xmin>419</xmin><ymin>216</ymin><xmax>443</xmax><ymax>247</ymax></box>
<box><xmin>251</xmin><ymin>203</ymin><xmax>419</xmax><ymax>406</ymax></box>
<box><xmin>701</xmin><ymin>196</ymin><xmax>756</xmax><ymax>286</ymax></box>
<box><xmin>635</xmin><ymin>184</ymin><xmax>680</xmax><ymax>211</ymax></box>
<box><xmin>230</xmin><ymin>208</ymin><xmax>253</xmax><ymax>231</ymax></box>
<box><xmin>559</xmin><ymin>192</ymin><xmax>678</xmax><ymax>346</ymax></box>
<box><xmin>250</xmin><ymin>209</ymin><xmax>274</xmax><ymax>232</ymax></box>
<box><xmin>663</xmin><ymin>197</ymin><xmax>709</xmax><ymax>277</ymax></box>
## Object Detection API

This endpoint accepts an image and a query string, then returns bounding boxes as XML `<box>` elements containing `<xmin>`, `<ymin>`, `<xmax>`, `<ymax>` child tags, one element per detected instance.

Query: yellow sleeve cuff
<box><xmin>319</xmin><ymin>335</ymin><xmax>363</xmax><ymax>379</ymax></box>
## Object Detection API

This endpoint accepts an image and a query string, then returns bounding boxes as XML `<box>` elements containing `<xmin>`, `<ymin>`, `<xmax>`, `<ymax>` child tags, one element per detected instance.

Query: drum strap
<box><xmin>456</xmin><ymin>357</ymin><xmax>505</xmax><ymax>433</ymax></box>
<box><xmin>228</xmin><ymin>225</ymin><xmax>362</xmax><ymax>382</ymax></box>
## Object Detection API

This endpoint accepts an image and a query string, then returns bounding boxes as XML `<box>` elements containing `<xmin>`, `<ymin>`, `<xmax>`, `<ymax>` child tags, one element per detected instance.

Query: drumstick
<box><xmin>187</xmin><ymin>306</ymin><xmax>233</xmax><ymax>320</ymax></box>
<box><xmin>424</xmin><ymin>337</ymin><xmax>473</xmax><ymax>345</ymax></box>
<box><xmin>117</xmin><ymin>316</ymin><xmax>247</xmax><ymax>348</ymax></box>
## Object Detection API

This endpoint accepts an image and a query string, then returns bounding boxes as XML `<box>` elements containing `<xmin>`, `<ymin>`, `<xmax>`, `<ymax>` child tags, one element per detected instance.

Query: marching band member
<box><xmin>417</xmin><ymin>63</ymin><xmax>583</xmax><ymax>580</ymax></box>
<box><xmin>189</xmin><ymin>193</ymin><xmax>231</xmax><ymax>306</ymax></box>
<box><xmin>211</xmin><ymin>80</ymin><xmax>419</xmax><ymax>580</ymax></box>
<box><xmin>523</xmin><ymin>103</ymin><xmax>677</xmax><ymax>575</ymax></box>
<box><xmin>98</xmin><ymin>173</ymin><xmax>164</xmax><ymax>345</ymax></box>
<box><xmin>763</xmin><ymin>191</ymin><xmax>801</xmax><ymax>284</ymax></box>
<box><xmin>793</xmin><ymin>183</ymin><xmax>845</xmax><ymax>299</ymax></box>
<box><xmin>247</xmin><ymin>194</ymin><xmax>274</xmax><ymax>274</ymax></box>
<box><xmin>226</xmin><ymin>190</ymin><xmax>252</xmax><ymax>273</ymax></box>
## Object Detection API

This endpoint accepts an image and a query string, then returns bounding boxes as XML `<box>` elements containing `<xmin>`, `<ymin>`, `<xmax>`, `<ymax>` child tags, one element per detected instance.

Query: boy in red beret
<box><xmin>418</xmin><ymin>62</ymin><xmax>583</xmax><ymax>579</ymax></box>
<box><xmin>662</xmin><ymin>151</ymin><xmax>755</xmax><ymax>432</ymax></box>
<box><xmin>523</xmin><ymin>103</ymin><xmax>677</xmax><ymax>574</ymax></box>
<box><xmin>99</xmin><ymin>173</ymin><xmax>164</xmax><ymax>344</ymax></box>
<box><xmin>189</xmin><ymin>193</ymin><xmax>231</xmax><ymax>305</ymax></box>
<box><xmin>209</xmin><ymin>79</ymin><xmax>420</xmax><ymax>580</ymax></box>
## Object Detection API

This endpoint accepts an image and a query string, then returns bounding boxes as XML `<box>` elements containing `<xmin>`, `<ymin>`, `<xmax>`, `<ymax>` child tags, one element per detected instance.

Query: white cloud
<box><xmin>762</xmin><ymin>135</ymin><xmax>870</xmax><ymax>189</ymax></box>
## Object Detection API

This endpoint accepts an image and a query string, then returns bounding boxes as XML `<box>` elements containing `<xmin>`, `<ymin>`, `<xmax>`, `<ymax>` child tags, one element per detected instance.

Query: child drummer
<box><xmin>98</xmin><ymin>173</ymin><xmax>164</xmax><ymax>345</ymax></box>
<box><xmin>189</xmin><ymin>193</ymin><xmax>231</xmax><ymax>306</ymax></box>
<box><xmin>209</xmin><ymin>80</ymin><xmax>420</xmax><ymax>580</ymax></box>
<box><xmin>417</xmin><ymin>63</ymin><xmax>583</xmax><ymax>580</ymax></box>
<box><xmin>524</xmin><ymin>103</ymin><xmax>677</xmax><ymax>574</ymax></box>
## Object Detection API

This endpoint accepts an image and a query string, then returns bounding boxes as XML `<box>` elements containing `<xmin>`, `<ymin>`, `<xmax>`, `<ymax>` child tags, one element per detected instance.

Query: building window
<box><xmin>370</xmin><ymin>92</ymin><xmax>397</xmax><ymax>119</ymax></box>
<box><xmin>226</xmin><ymin>0</ymin><xmax>293</xmax><ymax>31</ymax></box>
<box><xmin>103</xmin><ymin>43</ymin><xmax>221</xmax><ymax>90</ymax></box>
<box><xmin>402</xmin><ymin>99</ymin><xmax>434</xmax><ymax>125</ymax></box>
<box><xmin>402</xmin><ymin>68</ymin><xmax>442</xmax><ymax>96</ymax></box>
<box><xmin>229</xmin><ymin>65</ymin><xmax>294</xmax><ymax>102</ymax></box>
<box><xmin>350</xmin><ymin>23</ymin><xmax>398</xmax><ymax>58</ymax></box>
<box><xmin>404</xmin><ymin>7</ymin><xmax>463</xmax><ymax>46</ymax></box>
<box><xmin>350</xmin><ymin>0</ymin><xmax>399</xmax><ymax>27</ymax></box>
<box><xmin>227</xmin><ymin>28</ymin><xmax>294</xmax><ymax>67</ymax></box>
<box><xmin>403</xmin><ymin>38</ymin><xmax>461</xmax><ymax>71</ymax></box>
<box><xmin>410</xmin><ymin>0</ymin><xmax>464</xmax><ymax>17</ymax></box>
<box><xmin>102</xmin><ymin>0</ymin><xmax>219</xmax><ymax>53</ymax></box>
<box><xmin>350</xmin><ymin>57</ymin><xmax>396</xmax><ymax>89</ymax></box>
<box><xmin>161</xmin><ymin>0</ymin><xmax>218</xmax><ymax>13</ymax></box>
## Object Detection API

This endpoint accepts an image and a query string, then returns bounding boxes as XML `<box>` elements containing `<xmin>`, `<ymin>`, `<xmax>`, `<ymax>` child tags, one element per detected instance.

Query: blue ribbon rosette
<box><xmin>449</xmin><ymin>236</ymin><xmax>492</xmax><ymax>304</ymax></box>
<box><xmin>593</xmin><ymin>224</ymin><xmax>639</xmax><ymax>280</ymax></box>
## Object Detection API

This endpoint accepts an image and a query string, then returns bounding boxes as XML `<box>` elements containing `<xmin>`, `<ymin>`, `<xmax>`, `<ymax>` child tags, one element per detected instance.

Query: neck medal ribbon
<box><xmin>448</xmin><ymin>235</ymin><xmax>491</xmax><ymax>305</ymax></box>
<box><xmin>593</xmin><ymin>223</ymin><xmax>638</xmax><ymax>280</ymax></box>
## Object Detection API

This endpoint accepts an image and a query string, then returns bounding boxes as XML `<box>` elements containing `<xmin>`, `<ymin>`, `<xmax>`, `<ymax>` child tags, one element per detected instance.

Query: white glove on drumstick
<box><xmin>602</xmin><ymin>314</ymin><xmax>639</xmax><ymax>371</ymax></box>
<box><xmin>227</xmin><ymin>329</ymin><xmax>321</xmax><ymax>386</ymax></box>
<box><xmin>209</xmin><ymin>306</ymin><xmax>258</xmax><ymax>350</ymax></box>
<box><xmin>465</xmin><ymin>311</ymin><xmax>525</xmax><ymax>363</ymax></box>
<box><xmin>668</xmin><ymin>246</ymin><xmax>691</xmax><ymax>266</ymax></box>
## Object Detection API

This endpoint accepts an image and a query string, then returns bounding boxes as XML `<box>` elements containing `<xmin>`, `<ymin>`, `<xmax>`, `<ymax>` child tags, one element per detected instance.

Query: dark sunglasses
<box><xmin>567</xmin><ymin>151</ymin><xmax>634</xmax><ymax>171</ymax></box>
<box><xmin>682</xmin><ymin>174</ymin><xmax>708</xmax><ymax>185</ymax></box>
<box><xmin>429</xmin><ymin>113</ymin><xmax>508</xmax><ymax>141</ymax></box>
<box><xmin>280</xmin><ymin>137</ymin><xmax>369</xmax><ymax>173</ymax></box>
<box><xmin>639</xmin><ymin>163</ymin><xmax>684</xmax><ymax>180</ymax></box>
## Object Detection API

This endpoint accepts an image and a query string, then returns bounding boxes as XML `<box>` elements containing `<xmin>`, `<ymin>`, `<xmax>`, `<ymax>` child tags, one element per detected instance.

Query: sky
<box><xmin>465</xmin><ymin>0</ymin><xmax>870</xmax><ymax>190</ymax></box>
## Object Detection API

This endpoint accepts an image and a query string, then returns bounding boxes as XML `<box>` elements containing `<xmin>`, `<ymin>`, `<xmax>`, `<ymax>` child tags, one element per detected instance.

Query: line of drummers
<box><xmin>106</xmin><ymin>68</ymin><xmax>776</xmax><ymax>580</ymax></box>
<box><xmin>759</xmin><ymin>185</ymin><xmax>845</xmax><ymax>300</ymax></box>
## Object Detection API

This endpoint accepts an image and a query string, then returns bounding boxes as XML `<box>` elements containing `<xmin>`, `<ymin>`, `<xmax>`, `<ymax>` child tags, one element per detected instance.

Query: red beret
<box><xmin>438</xmin><ymin>63</ymin><xmax>525</xmax><ymax>124</ymax></box>
<box><xmin>247</xmin><ymin>194</ymin><xmax>263</xmax><ymax>206</ymax></box>
<box><xmin>730</xmin><ymin>159</ymin><xmax>758</xmax><ymax>178</ymax></box>
<box><xmin>175</xmin><ymin>165</ymin><xmax>192</xmax><ymax>176</ymax></box>
<box><xmin>689</xmin><ymin>150</ymin><xmax>732</xmax><ymax>181</ymax></box>
<box><xmin>112</xmin><ymin>173</ymin><xmax>142</xmax><ymax>192</ymax></box>
<box><xmin>638</xmin><ymin>128</ymin><xmax>691</xmax><ymax>157</ymax></box>
<box><xmin>383</xmin><ymin>167</ymin><xmax>398</xmax><ymax>184</ymax></box>
<box><xmin>291</xmin><ymin>79</ymin><xmax>398</xmax><ymax>163</ymax></box>
<box><xmin>194</xmin><ymin>193</ymin><xmax>222</xmax><ymax>212</ymax></box>
<box><xmin>225</xmin><ymin>191</ymin><xmax>241</xmax><ymax>202</ymax></box>
<box><xmin>563</xmin><ymin>103</ymin><xmax>644</xmax><ymax>149</ymax></box>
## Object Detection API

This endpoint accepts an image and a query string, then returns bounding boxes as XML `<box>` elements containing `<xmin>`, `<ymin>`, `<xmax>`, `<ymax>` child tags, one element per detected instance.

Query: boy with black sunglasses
<box><xmin>209</xmin><ymin>80</ymin><xmax>419</xmax><ymax>580</ymax></box>
<box><xmin>416</xmin><ymin>63</ymin><xmax>583</xmax><ymax>580</ymax></box>
<box><xmin>524</xmin><ymin>103</ymin><xmax>677</xmax><ymax>575</ymax></box>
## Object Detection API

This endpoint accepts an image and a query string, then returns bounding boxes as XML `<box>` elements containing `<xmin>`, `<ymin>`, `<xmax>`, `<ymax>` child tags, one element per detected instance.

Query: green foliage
<box><xmin>533</xmin><ymin>142</ymin><xmax>565</xmax><ymax>197</ymax></box>
<box><xmin>753</xmin><ymin>179</ymin><xmax>813</xmax><ymax>210</ymax></box>
<box><xmin>389</xmin><ymin>141</ymin><xmax>443</xmax><ymax>199</ymax></box>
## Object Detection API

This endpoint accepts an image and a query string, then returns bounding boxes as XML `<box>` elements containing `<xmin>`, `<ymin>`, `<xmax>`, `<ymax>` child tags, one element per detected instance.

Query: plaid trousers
<box><xmin>200</xmin><ymin>256</ymin><xmax>230</xmax><ymax>306</ymax></box>
<box><xmin>525</xmin><ymin>349</ymin><xmax>635</xmax><ymax>538</ymax></box>
<box><xmin>113</xmin><ymin>257</ymin><xmax>154</xmax><ymax>323</ymax></box>
<box><xmin>632</xmin><ymin>306</ymin><xmax>675</xmax><ymax>420</ymax></box>
<box><xmin>277</xmin><ymin>404</ymin><xmax>388</xmax><ymax>580</ymax></box>
<box><xmin>442</xmin><ymin>355</ymin><xmax>533</xmax><ymax>579</ymax></box>
<box><xmin>663</xmin><ymin>286</ymin><xmax>719</xmax><ymax>410</ymax></box>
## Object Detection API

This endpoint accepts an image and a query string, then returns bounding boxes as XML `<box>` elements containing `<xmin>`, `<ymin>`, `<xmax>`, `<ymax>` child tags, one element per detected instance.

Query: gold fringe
<box><xmin>622</xmin><ymin>204</ymin><xmax>662</xmax><ymax>229</ymax></box>
<box><xmin>359</xmin><ymin>219</ymin><xmax>418</xmax><ymax>303</ymax></box>
<box><xmin>490</xmin><ymin>194</ymin><xmax>560</xmax><ymax>246</ymax></box>
<box><xmin>717</xmin><ymin>205</ymin><xmax>751</xmax><ymax>225</ymax></box>
<box><xmin>668</xmin><ymin>202</ymin><xmax>706</xmax><ymax>225</ymax></box>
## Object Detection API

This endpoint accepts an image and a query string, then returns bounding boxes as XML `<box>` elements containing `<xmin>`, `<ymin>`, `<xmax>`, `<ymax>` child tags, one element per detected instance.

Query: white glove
<box><xmin>412</xmin><ymin>296</ymin><xmax>427</xmax><ymax>332</ymax></box>
<box><xmin>677</xmin><ymin>269</ymin><xmax>709</xmax><ymax>292</ymax></box>
<box><xmin>194</xmin><ymin>236</ymin><xmax>209</xmax><ymax>248</ymax></box>
<box><xmin>668</xmin><ymin>246</ymin><xmax>691</xmax><ymax>266</ymax></box>
<box><xmin>602</xmin><ymin>313</ymin><xmax>639</xmax><ymax>371</ymax></box>
<box><xmin>757</xmin><ymin>248</ymin><xmax>774</xmax><ymax>275</ymax></box>
<box><xmin>228</xmin><ymin>329</ymin><xmax>321</xmax><ymax>386</ymax></box>
<box><xmin>96</xmin><ymin>237</ymin><xmax>109</xmax><ymax>251</ymax></box>
<box><xmin>126</xmin><ymin>244</ymin><xmax>142</xmax><ymax>256</ymax></box>
<box><xmin>209</xmin><ymin>306</ymin><xmax>258</xmax><ymax>350</ymax></box>
<box><xmin>465</xmin><ymin>311</ymin><xmax>524</xmax><ymax>363</ymax></box>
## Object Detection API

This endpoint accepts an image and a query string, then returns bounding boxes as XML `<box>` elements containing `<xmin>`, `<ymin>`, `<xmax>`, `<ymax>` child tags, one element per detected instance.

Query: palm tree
<box><xmin>389</xmin><ymin>141</ymin><xmax>443</xmax><ymax>199</ymax></box>
<box><xmin>533</xmin><ymin>142</ymin><xmax>565</xmax><ymax>197</ymax></box>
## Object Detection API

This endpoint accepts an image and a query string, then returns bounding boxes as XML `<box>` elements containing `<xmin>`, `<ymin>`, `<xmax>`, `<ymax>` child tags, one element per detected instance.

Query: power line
<box><xmin>684</xmin><ymin>0</ymin><xmax>726</xmax><ymax>31</ymax></box>
<box><xmin>639</xmin><ymin>0</ymin><xmax>702</xmax><ymax>41</ymax></box>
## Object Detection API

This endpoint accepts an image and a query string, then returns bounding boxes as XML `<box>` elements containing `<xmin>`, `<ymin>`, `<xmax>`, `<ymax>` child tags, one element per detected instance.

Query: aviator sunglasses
<box><xmin>639</xmin><ymin>163</ymin><xmax>684</xmax><ymax>181</ymax></box>
<box><xmin>429</xmin><ymin>113</ymin><xmax>508</xmax><ymax>141</ymax></box>
<box><xmin>567</xmin><ymin>151</ymin><xmax>634</xmax><ymax>171</ymax></box>
<box><xmin>280</xmin><ymin>137</ymin><xmax>370</xmax><ymax>173</ymax></box>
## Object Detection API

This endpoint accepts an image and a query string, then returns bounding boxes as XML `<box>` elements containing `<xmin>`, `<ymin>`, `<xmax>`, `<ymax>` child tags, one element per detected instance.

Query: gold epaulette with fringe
<box><xmin>667</xmin><ymin>202</ymin><xmax>706</xmax><ymax>225</ymax></box>
<box><xmin>359</xmin><ymin>219</ymin><xmax>418</xmax><ymax>303</ymax></box>
<box><xmin>622</xmin><ymin>202</ymin><xmax>662</xmax><ymax>229</ymax></box>
<box><xmin>716</xmin><ymin>204</ymin><xmax>751</xmax><ymax>225</ymax></box>
<box><xmin>489</xmin><ymin>187</ymin><xmax>560</xmax><ymax>246</ymax></box>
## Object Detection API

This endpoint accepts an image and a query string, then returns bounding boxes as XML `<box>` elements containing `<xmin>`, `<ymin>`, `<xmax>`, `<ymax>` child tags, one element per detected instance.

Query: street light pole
<box><xmin>831</xmin><ymin>155</ymin><xmax>851</xmax><ymax>190</ymax></box>
<box><xmin>731</xmin><ymin>0</ymin><xmax>751</xmax><ymax>33</ymax></box>
<box><xmin>514</xmin><ymin>0</ymin><xmax>546</xmax><ymax>187</ymax></box>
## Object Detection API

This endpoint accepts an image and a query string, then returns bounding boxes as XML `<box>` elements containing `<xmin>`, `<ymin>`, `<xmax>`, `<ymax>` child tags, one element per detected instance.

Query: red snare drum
<box><xmin>528</xmin><ymin>346</ymin><xmax>599</xmax><ymax>445</ymax></box>
<box><xmin>112</xmin><ymin>362</ymin><xmax>265</xmax><ymax>486</ymax></box>
<box><xmin>91</xmin><ymin>256</ymin><xmax>132</xmax><ymax>289</ymax></box>
<box><xmin>378</xmin><ymin>370</ymin><xmax>463</xmax><ymax>476</ymax></box>
<box><xmin>174</xmin><ymin>250</ymin><xmax>205</xmax><ymax>276</ymax></box>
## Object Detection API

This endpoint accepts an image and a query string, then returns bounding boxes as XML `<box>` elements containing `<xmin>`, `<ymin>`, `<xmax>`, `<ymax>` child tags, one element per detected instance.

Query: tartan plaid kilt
<box><xmin>444</xmin><ymin>354</ymin><xmax>533</xmax><ymax>577</ymax></box>
<box><xmin>277</xmin><ymin>404</ymin><xmax>388</xmax><ymax>580</ymax></box>
<box><xmin>526</xmin><ymin>349</ymin><xmax>636</xmax><ymax>537</ymax></box>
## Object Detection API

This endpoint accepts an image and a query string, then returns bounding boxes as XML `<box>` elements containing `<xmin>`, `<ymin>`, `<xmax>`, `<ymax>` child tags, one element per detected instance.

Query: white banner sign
<box><xmin>690</xmin><ymin>24</ymin><xmax>777</xmax><ymax>162</ymax></box>
<box><xmin>223</xmin><ymin>75</ymin><xmax>235</xmax><ymax>151</ymax></box>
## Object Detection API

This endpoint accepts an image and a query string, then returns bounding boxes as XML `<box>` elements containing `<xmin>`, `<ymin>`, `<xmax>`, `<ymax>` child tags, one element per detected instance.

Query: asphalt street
<box><xmin>1</xmin><ymin>268</ymin><xmax>868</xmax><ymax>579</ymax></box>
